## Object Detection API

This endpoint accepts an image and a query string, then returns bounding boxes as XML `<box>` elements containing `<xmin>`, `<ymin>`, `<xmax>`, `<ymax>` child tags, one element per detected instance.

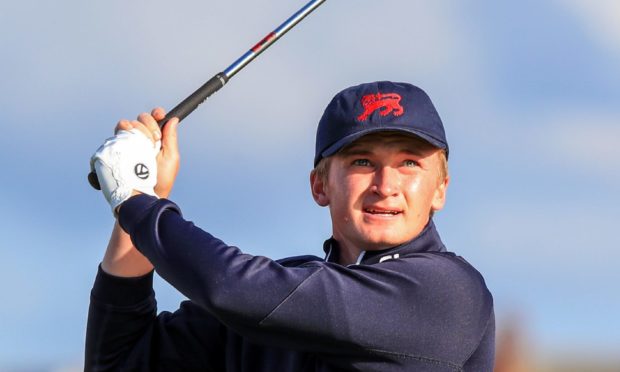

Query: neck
<box><xmin>338</xmin><ymin>245</ymin><xmax>364</xmax><ymax>265</ymax></box>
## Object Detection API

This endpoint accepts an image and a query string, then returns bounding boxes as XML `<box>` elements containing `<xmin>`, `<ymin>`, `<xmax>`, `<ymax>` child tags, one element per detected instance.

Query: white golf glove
<box><xmin>90</xmin><ymin>128</ymin><xmax>160</xmax><ymax>215</ymax></box>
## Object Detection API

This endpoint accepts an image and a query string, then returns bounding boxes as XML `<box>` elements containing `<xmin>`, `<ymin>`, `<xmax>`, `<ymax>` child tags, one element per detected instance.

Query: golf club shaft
<box><xmin>89</xmin><ymin>0</ymin><xmax>326</xmax><ymax>190</ymax></box>
<box><xmin>157</xmin><ymin>0</ymin><xmax>326</xmax><ymax>128</ymax></box>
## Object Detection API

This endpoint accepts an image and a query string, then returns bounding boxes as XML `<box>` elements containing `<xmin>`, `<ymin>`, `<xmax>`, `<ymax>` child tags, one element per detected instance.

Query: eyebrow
<box><xmin>400</xmin><ymin>148</ymin><xmax>426</xmax><ymax>156</ymax></box>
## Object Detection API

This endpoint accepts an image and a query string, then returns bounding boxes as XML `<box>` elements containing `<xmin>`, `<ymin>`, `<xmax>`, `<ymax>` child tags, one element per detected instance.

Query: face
<box><xmin>311</xmin><ymin>133</ymin><xmax>449</xmax><ymax>255</ymax></box>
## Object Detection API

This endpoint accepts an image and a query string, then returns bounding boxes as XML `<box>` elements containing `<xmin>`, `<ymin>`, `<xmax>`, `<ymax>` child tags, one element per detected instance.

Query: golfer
<box><xmin>86</xmin><ymin>81</ymin><xmax>495</xmax><ymax>371</ymax></box>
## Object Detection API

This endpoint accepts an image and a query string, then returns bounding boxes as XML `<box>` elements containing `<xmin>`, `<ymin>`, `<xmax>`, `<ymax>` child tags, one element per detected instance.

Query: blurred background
<box><xmin>1</xmin><ymin>0</ymin><xmax>618</xmax><ymax>370</ymax></box>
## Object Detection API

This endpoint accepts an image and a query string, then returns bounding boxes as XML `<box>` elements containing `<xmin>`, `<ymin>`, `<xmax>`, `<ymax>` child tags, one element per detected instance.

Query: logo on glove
<box><xmin>134</xmin><ymin>163</ymin><xmax>150</xmax><ymax>179</ymax></box>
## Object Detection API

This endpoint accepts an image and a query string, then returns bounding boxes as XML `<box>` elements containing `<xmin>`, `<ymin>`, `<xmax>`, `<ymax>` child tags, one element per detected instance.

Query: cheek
<box><xmin>404</xmin><ymin>177</ymin><xmax>437</xmax><ymax>206</ymax></box>
<box><xmin>328</xmin><ymin>177</ymin><xmax>366</xmax><ymax>214</ymax></box>
<box><xmin>403</xmin><ymin>177</ymin><xmax>423</xmax><ymax>194</ymax></box>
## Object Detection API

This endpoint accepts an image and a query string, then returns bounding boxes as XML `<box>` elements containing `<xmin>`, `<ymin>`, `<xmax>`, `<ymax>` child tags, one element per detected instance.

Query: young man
<box><xmin>86</xmin><ymin>81</ymin><xmax>495</xmax><ymax>371</ymax></box>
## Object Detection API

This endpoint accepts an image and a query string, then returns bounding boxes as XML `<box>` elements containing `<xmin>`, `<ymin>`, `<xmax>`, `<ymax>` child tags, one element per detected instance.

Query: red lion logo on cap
<box><xmin>357</xmin><ymin>93</ymin><xmax>404</xmax><ymax>121</ymax></box>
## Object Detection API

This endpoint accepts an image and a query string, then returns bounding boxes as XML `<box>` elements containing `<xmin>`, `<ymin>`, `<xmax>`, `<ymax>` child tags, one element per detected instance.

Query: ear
<box><xmin>310</xmin><ymin>170</ymin><xmax>330</xmax><ymax>207</ymax></box>
<box><xmin>431</xmin><ymin>175</ymin><xmax>449</xmax><ymax>212</ymax></box>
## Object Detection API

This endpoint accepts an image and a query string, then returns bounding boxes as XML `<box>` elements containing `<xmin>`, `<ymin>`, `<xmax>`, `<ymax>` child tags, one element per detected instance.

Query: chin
<box><xmin>361</xmin><ymin>234</ymin><xmax>411</xmax><ymax>251</ymax></box>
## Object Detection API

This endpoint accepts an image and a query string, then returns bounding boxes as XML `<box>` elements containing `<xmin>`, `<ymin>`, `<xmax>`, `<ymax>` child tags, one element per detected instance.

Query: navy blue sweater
<box><xmin>86</xmin><ymin>195</ymin><xmax>494</xmax><ymax>371</ymax></box>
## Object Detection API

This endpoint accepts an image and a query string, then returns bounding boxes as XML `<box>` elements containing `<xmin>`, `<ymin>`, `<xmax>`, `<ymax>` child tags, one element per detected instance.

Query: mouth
<box><xmin>363</xmin><ymin>207</ymin><xmax>403</xmax><ymax>216</ymax></box>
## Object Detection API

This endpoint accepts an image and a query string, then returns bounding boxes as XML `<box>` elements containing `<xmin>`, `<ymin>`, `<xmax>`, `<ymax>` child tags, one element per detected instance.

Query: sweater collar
<box><xmin>322</xmin><ymin>219</ymin><xmax>447</xmax><ymax>265</ymax></box>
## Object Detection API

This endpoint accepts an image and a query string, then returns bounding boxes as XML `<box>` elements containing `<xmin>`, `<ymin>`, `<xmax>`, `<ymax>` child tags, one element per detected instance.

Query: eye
<box><xmin>352</xmin><ymin>159</ymin><xmax>371</xmax><ymax>167</ymax></box>
<box><xmin>403</xmin><ymin>159</ymin><xmax>419</xmax><ymax>167</ymax></box>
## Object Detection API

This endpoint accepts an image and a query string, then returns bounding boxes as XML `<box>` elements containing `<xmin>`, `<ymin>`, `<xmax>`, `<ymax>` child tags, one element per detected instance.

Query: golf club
<box><xmin>89</xmin><ymin>0</ymin><xmax>327</xmax><ymax>190</ymax></box>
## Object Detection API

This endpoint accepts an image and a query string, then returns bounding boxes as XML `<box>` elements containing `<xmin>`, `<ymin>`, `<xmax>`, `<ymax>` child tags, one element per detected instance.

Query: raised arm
<box><xmin>118</xmin><ymin>195</ymin><xmax>494</xmax><ymax>366</ymax></box>
<box><xmin>86</xmin><ymin>108</ymin><xmax>186</xmax><ymax>370</ymax></box>
<box><xmin>97</xmin><ymin>107</ymin><xmax>179</xmax><ymax>278</ymax></box>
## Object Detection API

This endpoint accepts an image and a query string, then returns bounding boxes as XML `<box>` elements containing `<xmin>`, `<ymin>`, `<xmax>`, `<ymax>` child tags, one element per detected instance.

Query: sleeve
<box><xmin>118</xmin><ymin>194</ymin><xmax>493</xmax><ymax>365</ymax></box>
<box><xmin>85</xmin><ymin>265</ymin><xmax>227</xmax><ymax>371</ymax></box>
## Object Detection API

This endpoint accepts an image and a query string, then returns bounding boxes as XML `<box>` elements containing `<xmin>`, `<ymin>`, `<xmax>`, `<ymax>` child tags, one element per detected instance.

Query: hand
<box><xmin>114</xmin><ymin>108</ymin><xmax>180</xmax><ymax>198</ymax></box>
<box><xmin>90</xmin><ymin>127</ymin><xmax>160</xmax><ymax>215</ymax></box>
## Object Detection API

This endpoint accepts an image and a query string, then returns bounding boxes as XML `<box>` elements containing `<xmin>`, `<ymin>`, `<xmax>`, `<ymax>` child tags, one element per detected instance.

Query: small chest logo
<box><xmin>379</xmin><ymin>253</ymin><xmax>400</xmax><ymax>263</ymax></box>
<box><xmin>134</xmin><ymin>163</ymin><xmax>150</xmax><ymax>179</ymax></box>
<box><xmin>357</xmin><ymin>93</ymin><xmax>404</xmax><ymax>122</ymax></box>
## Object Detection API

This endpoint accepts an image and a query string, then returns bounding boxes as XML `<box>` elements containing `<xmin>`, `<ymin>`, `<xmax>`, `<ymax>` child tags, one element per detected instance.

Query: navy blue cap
<box><xmin>314</xmin><ymin>81</ymin><xmax>448</xmax><ymax>166</ymax></box>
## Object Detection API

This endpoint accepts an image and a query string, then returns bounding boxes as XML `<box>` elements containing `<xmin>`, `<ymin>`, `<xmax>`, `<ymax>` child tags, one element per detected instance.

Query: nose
<box><xmin>370</xmin><ymin>166</ymin><xmax>400</xmax><ymax>197</ymax></box>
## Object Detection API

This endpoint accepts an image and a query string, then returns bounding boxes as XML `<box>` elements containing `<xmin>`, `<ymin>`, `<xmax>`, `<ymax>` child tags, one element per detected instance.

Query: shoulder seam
<box><xmin>461</xmin><ymin>297</ymin><xmax>494</xmax><ymax>364</ymax></box>
<box><xmin>258</xmin><ymin>265</ymin><xmax>325</xmax><ymax>325</ymax></box>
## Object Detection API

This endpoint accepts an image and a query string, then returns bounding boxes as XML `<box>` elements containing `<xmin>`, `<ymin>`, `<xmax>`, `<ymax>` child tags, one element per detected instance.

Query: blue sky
<box><xmin>1</xmin><ymin>0</ymin><xmax>619</xmax><ymax>369</ymax></box>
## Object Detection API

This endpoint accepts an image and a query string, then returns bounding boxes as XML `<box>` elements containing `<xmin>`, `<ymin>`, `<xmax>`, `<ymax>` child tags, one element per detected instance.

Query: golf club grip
<box><xmin>87</xmin><ymin>72</ymin><xmax>230</xmax><ymax>190</ymax></box>
<box><xmin>158</xmin><ymin>72</ymin><xmax>229</xmax><ymax>128</ymax></box>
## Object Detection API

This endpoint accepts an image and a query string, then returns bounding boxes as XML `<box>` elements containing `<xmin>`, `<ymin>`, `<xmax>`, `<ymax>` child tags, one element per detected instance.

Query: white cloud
<box><xmin>560</xmin><ymin>0</ymin><xmax>620</xmax><ymax>56</ymax></box>
<box><xmin>535</xmin><ymin>110</ymin><xmax>620</xmax><ymax>183</ymax></box>
<box><xmin>469</xmin><ymin>200</ymin><xmax>620</xmax><ymax>270</ymax></box>
<box><xmin>446</xmin><ymin>105</ymin><xmax>620</xmax><ymax>185</ymax></box>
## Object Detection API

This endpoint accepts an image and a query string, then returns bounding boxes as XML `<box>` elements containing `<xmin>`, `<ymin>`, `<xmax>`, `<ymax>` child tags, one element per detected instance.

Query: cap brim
<box><xmin>319</xmin><ymin>126</ymin><xmax>448</xmax><ymax>163</ymax></box>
